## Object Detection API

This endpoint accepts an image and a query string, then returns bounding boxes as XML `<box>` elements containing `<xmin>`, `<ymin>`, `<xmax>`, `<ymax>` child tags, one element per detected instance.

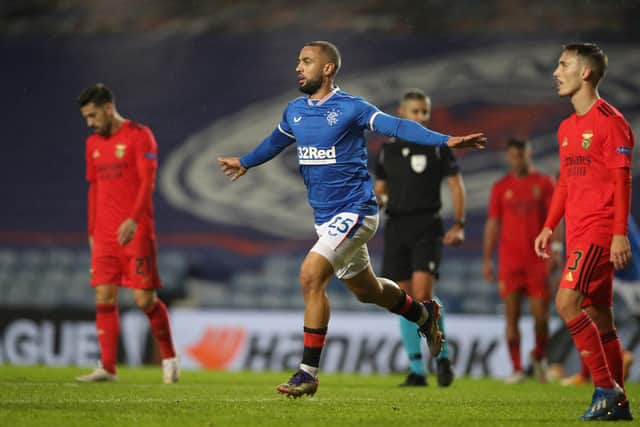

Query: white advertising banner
<box><xmin>170</xmin><ymin>309</ymin><xmax>561</xmax><ymax>378</ymax></box>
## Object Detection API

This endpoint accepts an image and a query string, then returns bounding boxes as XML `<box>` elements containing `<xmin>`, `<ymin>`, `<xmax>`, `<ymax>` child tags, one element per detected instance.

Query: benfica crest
<box><xmin>115</xmin><ymin>144</ymin><xmax>127</xmax><ymax>159</ymax></box>
<box><xmin>532</xmin><ymin>185</ymin><xmax>541</xmax><ymax>199</ymax></box>
<box><xmin>581</xmin><ymin>131</ymin><xmax>593</xmax><ymax>150</ymax></box>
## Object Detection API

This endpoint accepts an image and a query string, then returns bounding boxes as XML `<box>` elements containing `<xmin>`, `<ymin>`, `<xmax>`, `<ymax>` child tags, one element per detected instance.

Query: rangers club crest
<box><xmin>115</xmin><ymin>144</ymin><xmax>127</xmax><ymax>158</ymax></box>
<box><xmin>326</xmin><ymin>109</ymin><xmax>341</xmax><ymax>126</ymax></box>
<box><xmin>410</xmin><ymin>154</ymin><xmax>427</xmax><ymax>173</ymax></box>
<box><xmin>582</xmin><ymin>131</ymin><xmax>593</xmax><ymax>150</ymax></box>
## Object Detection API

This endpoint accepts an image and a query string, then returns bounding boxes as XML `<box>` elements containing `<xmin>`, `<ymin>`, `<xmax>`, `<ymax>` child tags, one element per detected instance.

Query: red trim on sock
<box><xmin>96</xmin><ymin>304</ymin><xmax>117</xmax><ymax>314</ymax></box>
<box><xmin>398</xmin><ymin>294</ymin><xmax>414</xmax><ymax>315</ymax></box>
<box><xmin>304</xmin><ymin>331</ymin><xmax>327</xmax><ymax>348</ymax></box>
<box><xmin>567</xmin><ymin>312</ymin><xmax>614</xmax><ymax>388</ymax></box>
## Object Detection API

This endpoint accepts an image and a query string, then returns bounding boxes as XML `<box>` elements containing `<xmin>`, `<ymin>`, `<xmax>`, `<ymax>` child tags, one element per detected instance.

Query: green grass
<box><xmin>0</xmin><ymin>366</ymin><xmax>636</xmax><ymax>427</ymax></box>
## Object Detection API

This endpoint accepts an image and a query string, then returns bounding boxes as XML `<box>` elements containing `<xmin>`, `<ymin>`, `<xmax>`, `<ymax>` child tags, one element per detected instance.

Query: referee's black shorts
<box><xmin>381</xmin><ymin>213</ymin><xmax>443</xmax><ymax>282</ymax></box>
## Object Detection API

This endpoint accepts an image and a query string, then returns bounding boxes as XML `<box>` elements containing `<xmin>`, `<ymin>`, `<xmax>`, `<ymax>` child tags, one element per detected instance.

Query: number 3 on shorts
<box><xmin>567</xmin><ymin>250</ymin><xmax>583</xmax><ymax>271</ymax></box>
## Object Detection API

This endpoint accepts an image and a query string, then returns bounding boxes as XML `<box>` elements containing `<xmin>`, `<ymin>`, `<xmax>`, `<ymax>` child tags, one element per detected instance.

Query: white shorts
<box><xmin>310</xmin><ymin>213</ymin><xmax>379</xmax><ymax>279</ymax></box>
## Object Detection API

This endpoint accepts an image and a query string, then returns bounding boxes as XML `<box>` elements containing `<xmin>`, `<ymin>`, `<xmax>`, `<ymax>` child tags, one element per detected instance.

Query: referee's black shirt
<box><xmin>374</xmin><ymin>138</ymin><xmax>459</xmax><ymax>217</ymax></box>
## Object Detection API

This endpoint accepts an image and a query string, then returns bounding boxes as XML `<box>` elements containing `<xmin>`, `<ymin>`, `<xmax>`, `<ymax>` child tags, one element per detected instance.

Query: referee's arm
<box><xmin>373</xmin><ymin>145</ymin><xmax>388</xmax><ymax>209</ymax></box>
<box><xmin>443</xmin><ymin>173</ymin><xmax>466</xmax><ymax>246</ymax></box>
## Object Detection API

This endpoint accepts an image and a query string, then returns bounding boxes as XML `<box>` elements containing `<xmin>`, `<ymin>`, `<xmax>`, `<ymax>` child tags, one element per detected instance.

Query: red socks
<box><xmin>507</xmin><ymin>337</ymin><xmax>522</xmax><ymax>372</ymax></box>
<box><xmin>532</xmin><ymin>334</ymin><xmax>548</xmax><ymax>361</ymax></box>
<box><xmin>145</xmin><ymin>300</ymin><xmax>176</xmax><ymax>359</ymax></box>
<box><xmin>96</xmin><ymin>304</ymin><xmax>119</xmax><ymax>374</ymax></box>
<box><xmin>567</xmin><ymin>312</ymin><xmax>614</xmax><ymax>389</ymax></box>
<box><xmin>601</xmin><ymin>329</ymin><xmax>624</xmax><ymax>391</ymax></box>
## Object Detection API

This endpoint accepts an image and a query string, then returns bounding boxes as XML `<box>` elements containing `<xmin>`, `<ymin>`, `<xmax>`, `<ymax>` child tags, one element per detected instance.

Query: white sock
<box><xmin>416</xmin><ymin>304</ymin><xmax>429</xmax><ymax>326</ymax></box>
<box><xmin>300</xmin><ymin>363</ymin><xmax>319</xmax><ymax>378</ymax></box>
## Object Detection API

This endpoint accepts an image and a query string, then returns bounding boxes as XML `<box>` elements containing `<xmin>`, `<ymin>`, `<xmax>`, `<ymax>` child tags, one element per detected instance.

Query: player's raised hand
<box><xmin>117</xmin><ymin>218</ymin><xmax>137</xmax><ymax>246</ymax></box>
<box><xmin>218</xmin><ymin>157</ymin><xmax>247</xmax><ymax>182</ymax></box>
<box><xmin>610</xmin><ymin>234</ymin><xmax>631</xmax><ymax>270</ymax></box>
<box><xmin>447</xmin><ymin>133</ymin><xmax>487</xmax><ymax>150</ymax></box>
<box><xmin>534</xmin><ymin>227</ymin><xmax>553</xmax><ymax>259</ymax></box>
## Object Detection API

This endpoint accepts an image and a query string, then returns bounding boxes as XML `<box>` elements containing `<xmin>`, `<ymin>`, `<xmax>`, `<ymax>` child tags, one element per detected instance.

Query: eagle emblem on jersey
<box><xmin>505</xmin><ymin>189</ymin><xmax>513</xmax><ymax>200</ymax></box>
<box><xmin>401</xmin><ymin>147</ymin><xmax>410</xmax><ymax>157</ymax></box>
<box><xmin>92</xmin><ymin>149</ymin><xmax>100</xmax><ymax>159</ymax></box>
<box><xmin>562</xmin><ymin>137</ymin><xmax>568</xmax><ymax>147</ymax></box>
<box><xmin>325</xmin><ymin>108</ymin><xmax>341</xmax><ymax>126</ymax></box>
<box><xmin>410</xmin><ymin>154</ymin><xmax>427</xmax><ymax>173</ymax></box>
<box><xmin>115</xmin><ymin>144</ymin><xmax>127</xmax><ymax>159</ymax></box>
<box><xmin>581</xmin><ymin>131</ymin><xmax>593</xmax><ymax>150</ymax></box>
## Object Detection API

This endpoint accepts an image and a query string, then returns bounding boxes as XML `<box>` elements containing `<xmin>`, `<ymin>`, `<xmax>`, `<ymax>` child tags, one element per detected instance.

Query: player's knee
<box><xmin>299</xmin><ymin>269</ymin><xmax>324</xmax><ymax>295</ymax></box>
<box><xmin>133</xmin><ymin>291</ymin><xmax>156</xmax><ymax>311</ymax></box>
<box><xmin>555</xmin><ymin>292</ymin><xmax>581</xmax><ymax>322</ymax></box>
<box><xmin>95</xmin><ymin>286</ymin><xmax>117</xmax><ymax>305</ymax></box>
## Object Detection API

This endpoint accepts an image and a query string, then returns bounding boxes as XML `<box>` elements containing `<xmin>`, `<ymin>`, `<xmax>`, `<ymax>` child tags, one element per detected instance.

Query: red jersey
<box><xmin>557</xmin><ymin>99</ymin><xmax>634</xmax><ymax>247</ymax></box>
<box><xmin>86</xmin><ymin>120</ymin><xmax>158</xmax><ymax>243</ymax></box>
<box><xmin>488</xmin><ymin>171</ymin><xmax>554</xmax><ymax>267</ymax></box>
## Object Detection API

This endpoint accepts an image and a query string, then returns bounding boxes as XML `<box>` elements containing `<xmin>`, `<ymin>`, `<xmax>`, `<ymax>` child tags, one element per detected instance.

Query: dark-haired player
<box><xmin>76</xmin><ymin>84</ymin><xmax>179</xmax><ymax>383</ymax></box>
<box><xmin>535</xmin><ymin>43</ymin><xmax>634</xmax><ymax>420</ymax></box>
<box><xmin>218</xmin><ymin>41</ymin><xmax>486</xmax><ymax>397</ymax></box>
<box><xmin>483</xmin><ymin>138</ymin><xmax>557</xmax><ymax>384</ymax></box>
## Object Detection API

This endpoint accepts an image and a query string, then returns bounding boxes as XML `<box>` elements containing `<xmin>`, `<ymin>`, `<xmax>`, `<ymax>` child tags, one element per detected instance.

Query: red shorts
<box><xmin>91</xmin><ymin>237</ymin><xmax>161</xmax><ymax>289</ymax></box>
<box><xmin>499</xmin><ymin>262</ymin><xmax>551</xmax><ymax>301</ymax></box>
<box><xmin>559</xmin><ymin>242</ymin><xmax>613</xmax><ymax>307</ymax></box>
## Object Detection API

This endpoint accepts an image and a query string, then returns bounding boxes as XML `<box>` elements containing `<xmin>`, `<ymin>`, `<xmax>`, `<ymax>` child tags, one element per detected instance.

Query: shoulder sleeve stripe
<box><xmin>598</xmin><ymin>104</ymin><xmax>615</xmax><ymax>117</ymax></box>
<box><xmin>369</xmin><ymin>111</ymin><xmax>382</xmax><ymax>131</ymax></box>
<box><xmin>277</xmin><ymin>124</ymin><xmax>295</xmax><ymax>139</ymax></box>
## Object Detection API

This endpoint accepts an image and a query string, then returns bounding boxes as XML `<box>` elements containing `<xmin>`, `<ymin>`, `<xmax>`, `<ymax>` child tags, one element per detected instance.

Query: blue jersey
<box><xmin>240</xmin><ymin>88</ymin><xmax>450</xmax><ymax>225</ymax></box>
<box><xmin>279</xmin><ymin>89</ymin><xmax>380</xmax><ymax>223</ymax></box>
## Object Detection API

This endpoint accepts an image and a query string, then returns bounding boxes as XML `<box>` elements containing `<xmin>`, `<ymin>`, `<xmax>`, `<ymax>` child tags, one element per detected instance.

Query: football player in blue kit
<box><xmin>218</xmin><ymin>41</ymin><xmax>486</xmax><ymax>397</ymax></box>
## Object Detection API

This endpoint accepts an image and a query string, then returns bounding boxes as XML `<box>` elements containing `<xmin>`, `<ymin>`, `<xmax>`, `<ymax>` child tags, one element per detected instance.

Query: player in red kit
<box><xmin>535</xmin><ymin>43</ymin><xmax>634</xmax><ymax>421</ymax></box>
<box><xmin>483</xmin><ymin>138</ymin><xmax>558</xmax><ymax>384</ymax></box>
<box><xmin>76</xmin><ymin>84</ymin><xmax>179</xmax><ymax>383</ymax></box>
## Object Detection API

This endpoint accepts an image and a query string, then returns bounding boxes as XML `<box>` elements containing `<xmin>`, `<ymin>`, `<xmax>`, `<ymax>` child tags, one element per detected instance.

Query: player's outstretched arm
<box><xmin>446</xmin><ymin>134</ymin><xmax>487</xmax><ymax>150</ymax></box>
<box><xmin>218</xmin><ymin>126</ymin><xmax>295</xmax><ymax>183</ymax></box>
<box><xmin>218</xmin><ymin>157</ymin><xmax>247</xmax><ymax>182</ymax></box>
<box><xmin>370</xmin><ymin>112</ymin><xmax>486</xmax><ymax>150</ymax></box>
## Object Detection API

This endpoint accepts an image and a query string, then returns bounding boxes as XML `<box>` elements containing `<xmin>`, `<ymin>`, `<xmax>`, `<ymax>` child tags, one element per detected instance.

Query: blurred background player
<box><xmin>534</xmin><ymin>42</ymin><xmax>634</xmax><ymax>421</ymax></box>
<box><xmin>483</xmin><ymin>138</ymin><xmax>558</xmax><ymax>384</ymax></box>
<box><xmin>76</xmin><ymin>84</ymin><xmax>179</xmax><ymax>383</ymax></box>
<box><xmin>374</xmin><ymin>89</ymin><xmax>463</xmax><ymax>387</ymax></box>
<box><xmin>218</xmin><ymin>41</ymin><xmax>486</xmax><ymax>397</ymax></box>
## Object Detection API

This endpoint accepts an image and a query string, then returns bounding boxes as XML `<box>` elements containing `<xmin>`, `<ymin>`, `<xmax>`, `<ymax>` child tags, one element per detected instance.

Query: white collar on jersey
<box><xmin>307</xmin><ymin>86</ymin><xmax>340</xmax><ymax>106</ymax></box>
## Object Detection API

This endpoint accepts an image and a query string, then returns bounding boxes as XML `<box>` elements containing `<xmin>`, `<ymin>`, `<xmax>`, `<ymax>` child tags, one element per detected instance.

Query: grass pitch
<box><xmin>0</xmin><ymin>365</ymin><xmax>636</xmax><ymax>426</ymax></box>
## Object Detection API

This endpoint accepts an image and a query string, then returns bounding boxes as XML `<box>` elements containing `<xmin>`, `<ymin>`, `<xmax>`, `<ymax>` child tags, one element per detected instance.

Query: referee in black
<box><xmin>374</xmin><ymin>89</ymin><xmax>465</xmax><ymax>387</ymax></box>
